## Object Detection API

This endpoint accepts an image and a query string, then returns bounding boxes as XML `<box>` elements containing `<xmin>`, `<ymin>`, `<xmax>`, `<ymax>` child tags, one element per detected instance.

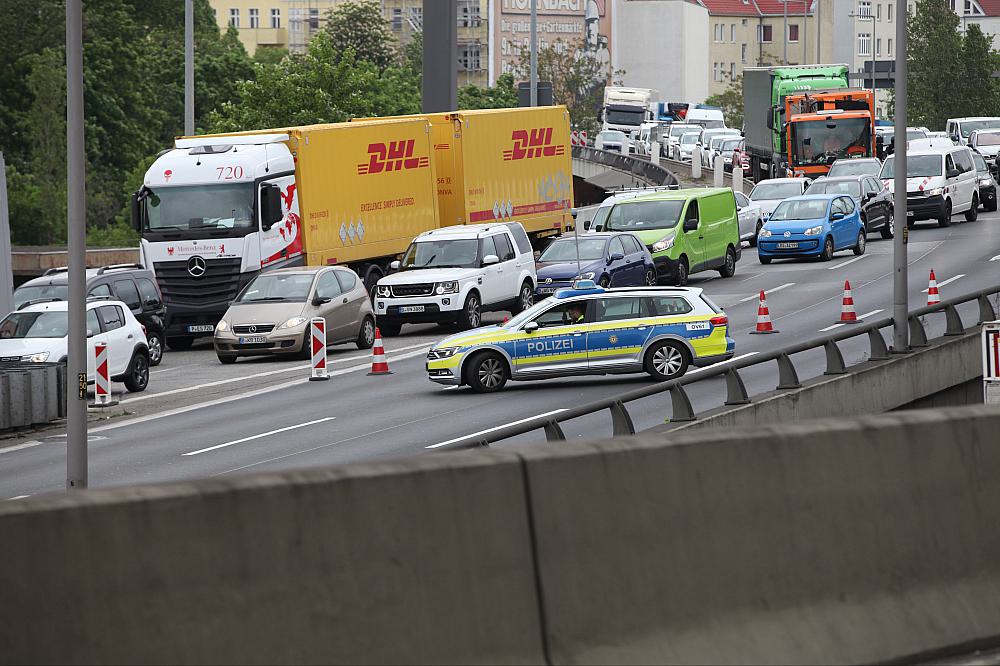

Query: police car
<box><xmin>425</xmin><ymin>281</ymin><xmax>734</xmax><ymax>392</ymax></box>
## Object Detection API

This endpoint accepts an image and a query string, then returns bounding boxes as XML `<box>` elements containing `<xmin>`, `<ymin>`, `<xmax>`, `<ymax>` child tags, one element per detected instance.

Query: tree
<box><xmin>322</xmin><ymin>0</ymin><xmax>398</xmax><ymax>71</ymax></box>
<box><xmin>958</xmin><ymin>23</ymin><xmax>998</xmax><ymax>118</ymax></box>
<box><xmin>458</xmin><ymin>74</ymin><xmax>519</xmax><ymax>110</ymax></box>
<box><xmin>705</xmin><ymin>75</ymin><xmax>744</xmax><ymax>129</ymax></box>
<box><xmin>907</xmin><ymin>0</ymin><xmax>963</xmax><ymax>129</ymax></box>
<box><xmin>25</xmin><ymin>48</ymin><xmax>66</xmax><ymax>245</ymax></box>
<box><xmin>253</xmin><ymin>46</ymin><xmax>290</xmax><ymax>67</ymax></box>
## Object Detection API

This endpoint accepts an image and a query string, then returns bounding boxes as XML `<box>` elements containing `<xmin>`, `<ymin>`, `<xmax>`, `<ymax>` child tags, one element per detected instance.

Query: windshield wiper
<box><xmin>243</xmin><ymin>296</ymin><xmax>287</xmax><ymax>302</ymax></box>
<box><xmin>150</xmin><ymin>225</ymin><xmax>185</xmax><ymax>233</ymax></box>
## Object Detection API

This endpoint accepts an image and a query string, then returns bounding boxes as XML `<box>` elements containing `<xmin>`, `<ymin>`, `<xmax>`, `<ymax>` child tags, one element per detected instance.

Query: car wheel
<box><xmin>123</xmin><ymin>350</ymin><xmax>150</xmax><ymax>393</ymax></box>
<box><xmin>939</xmin><ymin>200</ymin><xmax>952</xmax><ymax>227</ymax></box>
<box><xmin>147</xmin><ymin>332</ymin><xmax>164</xmax><ymax>366</ymax></box>
<box><xmin>673</xmin><ymin>257</ymin><xmax>689</xmax><ymax>286</ymax></box>
<box><xmin>598</xmin><ymin>275</ymin><xmax>611</xmax><ymax>288</ymax></box>
<box><xmin>217</xmin><ymin>354</ymin><xmax>237</xmax><ymax>364</ymax></box>
<box><xmin>987</xmin><ymin>192</ymin><xmax>998</xmax><ymax>212</ymax></box>
<box><xmin>880</xmin><ymin>211</ymin><xmax>895</xmax><ymax>239</ymax></box>
<box><xmin>356</xmin><ymin>316</ymin><xmax>376</xmax><ymax>350</ymax></box>
<box><xmin>860</xmin><ymin>213</ymin><xmax>869</xmax><ymax>233</ymax></box>
<box><xmin>364</xmin><ymin>266</ymin><xmax>384</xmax><ymax>300</ymax></box>
<box><xmin>298</xmin><ymin>332</ymin><xmax>313</xmax><ymax>360</ymax></box>
<box><xmin>166</xmin><ymin>336</ymin><xmax>194</xmax><ymax>351</ymax></box>
<box><xmin>853</xmin><ymin>231</ymin><xmax>866</xmax><ymax>256</ymax></box>
<box><xmin>750</xmin><ymin>221</ymin><xmax>762</xmax><ymax>247</ymax></box>
<box><xmin>512</xmin><ymin>281</ymin><xmax>533</xmax><ymax>314</ymax></box>
<box><xmin>457</xmin><ymin>292</ymin><xmax>481</xmax><ymax>330</ymax></box>
<box><xmin>966</xmin><ymin>195</ymin><xmax>979</xmax><ymax>221</ymax></box>
<box><xmin>378</xmin><ymin>322</ymin><xmax>402</xmax><ymax>337</ymax></box>
<box><xmin>820</xmin><ymin>236</ymin><xmax>835</xmax><ymax>262</ymax></box>
<box><xmin>644</xmin><ymin>268</ymin><xmax>657</xmax><ymax>286</ymax></box>
<box><xmin>758</xmin><ymin>255</ymin><xmax>772</xmax><ymax>265</ymax></box>
<box><xmin>466</xmin><ymin>351</ymin><xmax>509</xmax><ymax>393</ymax></box>
<box><xmin>718</xmin><ymin>246</ymin><xmax>737</xmax><ymax>278</ymax></box>
<box><xmin>644</xmin><ymin>340</ymin><xmax>689</xmax><ymax>381</ymax></box>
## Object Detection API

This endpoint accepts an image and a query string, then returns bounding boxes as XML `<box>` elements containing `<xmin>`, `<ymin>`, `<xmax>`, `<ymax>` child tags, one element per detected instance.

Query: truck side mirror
<box><xmin>130</xmin><ymin>192</ymin><xmax>142</xmax><ymax>232</ymax></box>
<box><xmin>260</xmin><ymin>184</ymin><xmax>284</xmax><ymax>231</ymax></box>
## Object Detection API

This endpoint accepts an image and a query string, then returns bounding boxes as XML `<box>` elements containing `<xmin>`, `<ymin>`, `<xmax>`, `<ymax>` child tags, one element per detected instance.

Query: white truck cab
<box><xmin>373</xmin><ymin>223</ymin><xmax>537</xmax><ymax>335</ymax></box>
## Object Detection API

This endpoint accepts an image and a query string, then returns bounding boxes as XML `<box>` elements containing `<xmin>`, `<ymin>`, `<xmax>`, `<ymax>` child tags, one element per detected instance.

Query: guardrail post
<box><xmin>908</xmin><ymin>315</ymin><xmax>929</xmax><ymax>348</ymax></box>
<box><xmin>776</xmin><ymin>353</ymin><xmax>801</xmax><ymax>389</ymax></box>
<box><xmin>978</xmin><ymin>294</ymin><xmax>997</xmax><ymax>324</ymax></box>
<box><xmin>867</xmin><ymin>328</ymin><xmax>891</xmax><ymax>360</ymax></box>
<box><xmin>691</xmin><ymin>147</ymin><xmax>702</xmax><ymax>178</ymax></box>
<box><xmin>823</xmin><ymin>340</ymin><xmax>847</xmax><ymax>375</ymax></box>
<box><xmin>609</xmin><ymin>401</ymin><xmax>636</xmax><ymax>436</ymax></box>
<box><xmin>732</xmin><ymin>165</ymin><xmax>744</xmax><ymax>194</ymax></box>
<box><xmin>668</xmin><ymin>385</ymin><xmax>696</xmax><ymax>422</ymax></box>
<box><xmin>944</xmin><ymin>304</ymin><xmax>964</xmax><ymax>336</ymax></box>
<box><xmin>713</xmin><ymin>154</ymin><xmax>725</xmax><ymax>187</ymax></box>
<box><xmin>724</xmin><ymin>368</ymin><xmax>750</xmax><ymax>405</ymax></box>
<box><xmin>543</xmin><ymin>419</ymin><xmax>566</xmax><ymax>442</ymax></box>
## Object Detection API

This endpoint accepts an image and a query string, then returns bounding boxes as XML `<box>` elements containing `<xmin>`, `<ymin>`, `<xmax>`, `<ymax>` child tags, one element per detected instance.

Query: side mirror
<box><xmin>482</xmin><ymin>254</ymin><xmax>499</xmax><ymax>266</ymax></box>
<box><xmin>683</xmin><ymin>217</ymin><xmax>699</xmax><ymax>232</ymax></box>
<box><xmin>830</xmin><ymin>212</ymin><xmax>845</xmax><ymax>221</ymax></box>
<box><xmin>390</xmin><ymin>260</ymin><xmax>401</xmax><ymax>270</ymax></box>
<box><xmin>130</xmin><ymin>192</ymin><xmax>142</xmax><ymax>231</ymax></box>
<box><xmin>865</xmin><ymin>192</ymin><xmax>876</xmax><ymax>201</ymax></box>
<box><xmin>608</xmin><ymin>252</ymin><xmax>625</xmax><ymax>263</ymax></box>
<box><xmin>144</xmin><ymin>297</ymin><xmax>159</xmax><ymax>307</ymax></box>
<box><xmin>259</xmin><ymin>183</ymin><xmax>284</xmax><ymax>231</ymax></box>
<box><xmin>523</xmin><ymin>321</ymin><xmax>539</xmax><ymax>334</ymax></box>
<box><xmin>312</xmin><ymin>296</ymin><xmax>332</xmax><ymax>306</ymax></box>
<box><xmin>947</xmin><ymin>168</ymin><xmax>960</xmax><ymax>179</ymax></box>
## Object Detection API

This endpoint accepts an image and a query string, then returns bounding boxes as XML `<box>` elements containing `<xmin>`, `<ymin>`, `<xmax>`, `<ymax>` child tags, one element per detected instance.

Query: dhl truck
<box><xmin>132</xmin><ymin>107</ymin><xmax>572</xmax><ymax>350</ymax></box>
<box><xmin>783</xmin><ymin>89</ymin><xmax>876</xmax><ymax>178</ymax></box>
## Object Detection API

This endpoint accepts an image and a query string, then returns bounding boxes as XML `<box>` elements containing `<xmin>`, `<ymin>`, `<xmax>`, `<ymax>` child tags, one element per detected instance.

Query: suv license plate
<box><xmin>399</xmin><ymin>305</ymin><xmax>425</xmax><ymax>313</ymax></box>
<box><xmin>776</xmin><ymin>242</ymin><xmax>798</xmax><ymax>249</ymax></box>
<box><xmin>239</xmin><ymin>336</ymin><xmax>266</xmax><ymax>344</ymax></box>
<box><xmin>188</xmin><ymin>325</ymin><xmax>215</xmax><ymax>333</ymax></box>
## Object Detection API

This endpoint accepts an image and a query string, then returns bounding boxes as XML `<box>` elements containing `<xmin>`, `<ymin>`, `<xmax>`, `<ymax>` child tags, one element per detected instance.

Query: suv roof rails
<box><xmin>96</xmin><ymin>263</ymin><xmax>145</xmax><ymax>275</ymax></box>
<box><xmin>17</xmin><ymin>297</ymin><xmax>64</xmax><ymax>310</ymax></box>
<box><xmin>42</xmin><ymin>267</ymin><xmax>69</xmax><ymax>276</ymax></box>
<box><xmin>86</xmin><ymin>294</ymin><xmax>115</xmax><ymax>302</ymax></box>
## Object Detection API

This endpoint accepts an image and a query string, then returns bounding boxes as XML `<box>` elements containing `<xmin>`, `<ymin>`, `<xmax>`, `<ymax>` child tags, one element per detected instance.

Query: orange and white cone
<box><xmin>749</xmin><ymin>290</ymin><xmax>779</xmax><ymax>334</ymax></box>
<box><xmin>367</xmin><ymin>327</ymin><xmax>392</xmax><ymax>375</ymax></box>
<box><xmin>927</xmin><ymin>269</ymin><xmax>941</xmax><ymax>306</ymax></box>
<box><xmin>838</xmin><ymin>280</ymin><xmax>859</xmax><ymax>323</ymax></box>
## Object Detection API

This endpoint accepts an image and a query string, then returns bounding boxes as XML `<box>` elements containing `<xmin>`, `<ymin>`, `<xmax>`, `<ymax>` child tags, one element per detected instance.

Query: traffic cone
<box><xmin>838</xmin><ymin>280</ymin><xmax>859</xmax><ymax>323</ymax></box>
<box><xmin>749</xmin><ymin>290</ymin><xmax>779</xmax><ymax>334</ymax></box>
<box><xmin>367</xmin><ymin>327</ymin><xmax>392</xmax><ymax>375</ymax></box>
<box><xmin>927</xmin><ymin>269</ymin><xmax>941</xmax><ymax>306</ymax></box>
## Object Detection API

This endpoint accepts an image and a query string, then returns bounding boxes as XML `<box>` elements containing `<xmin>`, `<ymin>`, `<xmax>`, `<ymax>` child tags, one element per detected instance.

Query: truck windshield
<box><xmin>142</xmin><ymin>183</ymin><xmax>256</xmax><ymax>238</ymax></box>
<box><xmin>790</xmin><ymin>117</ymin><xmax>872</xmax><ymax>166</ymax></box>
<box><xmin>605</xmin><ymin>200</ymin><xmax>685</xmax><ymax>232</ymax></box>
<box><xmin>401</xmin><ymin>239</ymin><xmax>479</xmax><ymax>269</ymax></box>
<box><xmin>960</xmin><ymin>119</ymin><xmax>1000</xmax><ymax>138</ymax></box>
<box><xmin>606</xmin><ymin>109</ymin><xmax>644</xmax><ymax>126</ymax></box>
<box><xmin>880</xmin><ymin>155</ymin><xmax>942</xmax><ymax>178</ymax></box>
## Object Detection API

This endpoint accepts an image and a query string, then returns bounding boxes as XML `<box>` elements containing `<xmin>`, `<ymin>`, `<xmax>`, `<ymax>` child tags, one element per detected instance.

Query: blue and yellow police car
<box><xmin>425</xmin><ymin>280</ymin><xmax>735</xmax><ymax>392</ymax></box>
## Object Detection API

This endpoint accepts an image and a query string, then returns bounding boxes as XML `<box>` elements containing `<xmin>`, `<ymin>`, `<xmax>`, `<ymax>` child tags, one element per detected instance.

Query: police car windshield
<box><xmin>770</xmin><ymin>199</ymin><xmax>829</xmax><ymax>221</ymax></box>
<box><xmin>503</xmin><ymin>298</ymin><xmax>555</xmax><ymax>330</ymax></box>
<box><xmin>238</xmin><ymin>273</ymin><xmax>313</xmax><ymax>303</ymax></box>
<box><xmin>605</xmin><ymin>200</ymin><xmax>684</xmax><ymax>232</ymax></box>
<box><xmin>880</xmin><ymin>155</ymin><xmax>942</xmax><ymax>178</ymax></box>
<box><xmin>401</xmin><ymin>239</ymin><xmax>479</xmax><ymax>269</ymax></box>
<box><xmin>0</xmin><ymin>312</ymin><xmax>68</xmax><ymax>339</ymax></box>
<box><xmin>538</xmin><ymin>238</ymin><xmax>607</xmax><ymax>262</ymax></box>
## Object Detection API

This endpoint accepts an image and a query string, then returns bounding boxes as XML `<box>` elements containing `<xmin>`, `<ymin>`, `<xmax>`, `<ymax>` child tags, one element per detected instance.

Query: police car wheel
<box><xmin>644</xmin><ymin>341</ymin><xmax>689</xmax><ymax>381</ymax></box>
<box><xmin>466</xmin><ymin>352</ymin><xmax>508</xmax><ymax>393</ymax></box>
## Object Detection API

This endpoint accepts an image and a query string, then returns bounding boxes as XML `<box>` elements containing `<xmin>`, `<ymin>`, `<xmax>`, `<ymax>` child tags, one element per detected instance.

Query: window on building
<box><xmin>715</xmin><ymin>23</ymin><xmax>724</xmax><ymax>41</ymax></box>
<box><xmin>459</xmin><ymin>43</ymin><xmax>482</xmax><ymax>71</ymax></box>
<box><xmin>249</xmin><ymin>8</ymin><xmax>259</xmax><ymax>28</ymax></box>
<box><xmin>229</xmin><ymin>7</ymin><xmax>239</xmax><ymax>28</ymax></box>
<box><xmin>888</xmin><ymin>37</ymin><xmax>893</xmax><ymax>55</ymax></box>
<box><xmin>742</xmin><ymin>18</ymin><xmax>748</xmax><ymax>25</ymax></box>
<box><xmin>876</xmin><ymin>2</ymin><xmax>882</xmax><ymax>19</ymax></box>
<box><xmin>459</xmin><ymin>0</ymin><xmax>481</xmax><ymax>26</ymax></box>
<box><xmin>908</xmin><ymin>2</ymin><xmax>914</xmax><ymax>15</ymax></box>
<box><xmin>758</xmin><ymin>24</ymin><xmax>773</xmax><ymax>42</ymax></box>
<box><xmin>731</xmin><ymin>62</ymin><xmax>737</xmax><ymax>79</ymax></box>
<box><xmin>308</xmin><ymin>8</ymin><xmax>319</xmax><ymax>31</ymax></box>
<box><xmin>741</xmin><ymin>43</ymin><xmax>748</xmax><ymax>63</ymax></box>
<box><xmin>393</xmin><ymin>7</ymin><xmax>403</xmax><ymax>29</ymax></box>
<box><xmin>876</xmin><ymin>37</ymin><xmax>882</xmax><ymax>55</ymax></box>
<box><xmin>731</xmin><ymin>23</ymin><xmax>736</xmax><ymax>42</ymax></box>
<box><xmin>858</xmin><ymin>32</ymin><xmax>872</xmax><ymax>56</ymax></box>
<box><xmin>888</xmin><ymin>3</ymin><xmax>893</xmax><ymax>20</ymax></box>
<box><xmin>789</xmin><ymin>23</ymin><xmax>799</xmax><ymax>41</ymax></box>
<box><xmin>271</xmin><ymin>8</ymin><xmax>281</xmax><ymax>28</ymax></box>
<box><xmin>859</xmin><ymin>0</ymin><xmax>872</xmax><ymax>18</ymax></box>
<box><xmin>410</xmin><ymin>6</ymin><xmax>423</xmax><ymax>26</ymax></box>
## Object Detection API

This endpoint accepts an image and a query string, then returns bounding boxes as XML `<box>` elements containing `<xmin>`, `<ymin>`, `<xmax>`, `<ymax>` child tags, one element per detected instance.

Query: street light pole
<box><xmin>185</xmin><ymin>0</ymin><xmax>194</xmax><ymax>136</ymax></box>
<box><xmin>65</xmin><ymin>0</ymin><xmax>87</xmax><ymax>489</ymax></box>
<box><xmin>529</xmin><ymin>0</ymin><xmax>537</xmax><ymax>106</ymax></box>
<box><xmin>783</xmin><ymin>0</ymin><xmax>789</xmax><ymax>64</ymax></box>
<box><xmin>892</xmin><ymin>0</ymin><xmax>908</xmax><ymax>352</ymax></box>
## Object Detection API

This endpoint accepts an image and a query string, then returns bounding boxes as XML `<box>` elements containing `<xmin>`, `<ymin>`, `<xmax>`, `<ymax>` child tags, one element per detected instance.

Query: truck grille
<box><xmin>391</xmin><ymin>284</ymin><xmax>434</xmax><ymax>297</ymax></box>
<box><xmin>153</xmin><ymin>258</ymin><xmax>243</xmax><ymax>307</ymax></box>
<box><xmin>233</xmin><ymin>324</ymin><xmax>276</xmax><ymax>334</ymax></box>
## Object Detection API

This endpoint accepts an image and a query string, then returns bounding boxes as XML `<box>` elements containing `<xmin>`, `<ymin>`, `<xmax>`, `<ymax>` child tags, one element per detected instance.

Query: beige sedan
<box><xmin>214</xmin><ymin>267</ymin><xmax>375</xmax><ymax>364</ymax></box>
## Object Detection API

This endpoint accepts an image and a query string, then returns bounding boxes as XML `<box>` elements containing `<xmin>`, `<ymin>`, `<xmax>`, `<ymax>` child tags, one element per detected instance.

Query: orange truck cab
<box><xmin>783</xmin><ymin>89</ymin><xmax>876</xmax><ymax>178</ymax></box>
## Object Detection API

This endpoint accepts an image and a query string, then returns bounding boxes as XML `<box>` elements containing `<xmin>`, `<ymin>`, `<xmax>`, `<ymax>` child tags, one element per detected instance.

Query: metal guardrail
<box><xmin>435</xmin><ymin>285</ymin><xmax>1000</xmax><ymax>450</ymax></box>
<box><xmin>0</xmin><ymin>362</ymin><xmax>67</xmax><ymax>431</ymax></box>
<box><xmin>571</xmin><ymin>145</ymin><xmax>680</xmax><ymax>189</ymax></box>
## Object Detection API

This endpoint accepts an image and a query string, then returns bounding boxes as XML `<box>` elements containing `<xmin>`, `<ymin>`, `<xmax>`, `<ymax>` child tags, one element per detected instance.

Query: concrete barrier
<box><xmin>520</xmin><ymin>405</ymin><xmax>1000</xmax><ymax>664</ymax></box>
<box><xmin>0</xmin><ymin>452</ymin><xmax>544</xmax><ymax>665</ymax></box>
<box><xmin>0</xmin><ymin>363</ymin><xmax>65</xmax><ymax>431</ymax></box>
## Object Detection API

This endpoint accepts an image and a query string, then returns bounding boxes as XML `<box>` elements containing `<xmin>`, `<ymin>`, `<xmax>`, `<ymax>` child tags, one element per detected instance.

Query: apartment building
<box><xmin>209</xmin><ymin>1</ymin><xmax>343</xmax><ymax>55</ymax></box>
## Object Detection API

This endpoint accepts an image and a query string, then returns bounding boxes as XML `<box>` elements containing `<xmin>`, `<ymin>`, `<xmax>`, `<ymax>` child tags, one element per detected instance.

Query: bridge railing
<box><xmin>433</xmin><ymin>284</ymin><xmax>1000</xmax><ymax>450</ymax></box>
<box><xmin>571</xmin><ymin>145</ymin><xmax>680</xmax><ymax>189</ymax></box>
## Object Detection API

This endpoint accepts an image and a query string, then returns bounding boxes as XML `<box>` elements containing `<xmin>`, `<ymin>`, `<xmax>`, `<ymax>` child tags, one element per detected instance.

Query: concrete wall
<box><xmin>5</xmin><ymin>405</ymin><xmax>1000</xmax><ymax>663</ymax></box>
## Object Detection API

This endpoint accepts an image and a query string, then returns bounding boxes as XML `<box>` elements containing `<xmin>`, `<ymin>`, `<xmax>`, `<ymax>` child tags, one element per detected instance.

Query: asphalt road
<box><xmin>3</xmin><ymin>212</ymin><xmax>999</xmax><ymax>499</ymax></box>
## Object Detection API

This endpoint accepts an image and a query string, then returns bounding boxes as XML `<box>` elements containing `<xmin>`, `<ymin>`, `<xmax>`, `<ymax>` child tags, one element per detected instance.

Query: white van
<box><xmin>685</xmin><ymin>107</ymin><xmax>726</xmax><ymax>129</ymax></box>
<box><xmin>945</xmin><ymin>117</ymin><xmax>1000</xmax><ymax>145</ymax></box>
<box><xmin>879</xmin><ymin>145</ymin><xmax>979</xmax><ymax>227</ymax></box>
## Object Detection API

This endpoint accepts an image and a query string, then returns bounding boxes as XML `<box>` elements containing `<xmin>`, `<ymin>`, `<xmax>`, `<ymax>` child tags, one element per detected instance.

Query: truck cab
<box><xmin>784</xmin><ymin>90</ymin><xmax>876</xmax><ymax>178</ymax></box>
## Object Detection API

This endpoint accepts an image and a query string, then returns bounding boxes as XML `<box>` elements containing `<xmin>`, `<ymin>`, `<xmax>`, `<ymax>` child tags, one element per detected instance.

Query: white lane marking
<box><xmin>991</xmin><ymin>254</ymin><xmax>1000</xmax><ymax>262</ymax></box>
<box><xmin>740</xmin><ymin>272</ymin><xmax>765</xmax><ymax>282</ymax></box>
<box><xmin>122</xmin><ymin>342</ymin><xmax>431</xmax><ymax>404</ymax></box>
<box><xmin>818</xmin><ymin>309</ymin><xmax>885</xmax><ymax>332</ymax></box>
<box><xmin>922</xmin><ymin>274</ymin><xmax>966</xmax><ymax>292</ymax></box>
<box><xmin>426</xmin><ymin>409</ymin><xmax>569</xmax><ymax>449</ymax></box>
<box><xmin>0</xmin><ymin>440</ymin><xmax>43</xmax><ymax>455</ymax></box>
<box><xmin>6</xmin><ymin>495</ymin><xmax>30</xmax><ymax>501</ymax></box>
<box><xmin>738</xmin><ymin>282</ymin><xmax>795</xmax><ymax>303</ymax></box>
<box><xmin>183</xmin><ymin>417</ymin><xmax>337</xmax><ymax>456</ymax></box>
<box><xmin>687</xmin><ymin>351</ymin><xmax>759</xmax><ymax>374</ymax></box>
<box><xmin>150</xmin><ymin>366</ymin><xmax>185</xmax><ymax>375</ymax></box>
<box><xmin>827</xmin><ymin>255</ymin><xmax>869</xmax><ymax>270</ymax></box>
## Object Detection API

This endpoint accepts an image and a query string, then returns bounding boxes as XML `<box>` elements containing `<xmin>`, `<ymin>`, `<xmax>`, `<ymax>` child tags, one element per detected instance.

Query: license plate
<box><xmin>399</xmin><ymin>305</ymin><xmax>425</xmax><ymax>313</ymax></box>
<box><xmin>239</xmin><ymin>336</ymin><xmax>266</xmax><ymax>344</ymax></box>
<box><xmin>538</xmin><ymin>287</ymin><xmax>556</xmax><ymax>294</ymax></box>
<box><xmin>188</xmin><ymin>325</ymin><xmax>215</xmax><ymax>333</ymax></box>
<box><xmin>776</xmin><ymin>242</ymin><xmax>799</xmax><ymax>249</ymax></box>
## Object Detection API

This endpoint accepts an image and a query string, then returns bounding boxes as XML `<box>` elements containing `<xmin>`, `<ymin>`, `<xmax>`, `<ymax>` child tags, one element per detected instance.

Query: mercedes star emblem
<box><xmin>248</xmin><ymin>325</ymin><xmax>257</xmax><ymax>333</ymax></box>
<box><xmin>187</xmin><ymin>255</ymin><xmax>207</xmax><ymax>277</ymax></box>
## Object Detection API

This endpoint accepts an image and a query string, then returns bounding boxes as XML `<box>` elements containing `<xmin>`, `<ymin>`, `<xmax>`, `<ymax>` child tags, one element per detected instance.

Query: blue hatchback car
<box><xmin>756</xmin><ymin>193</ymin><xmax>866</xmax><ymax>264</ymax></box>
<box><xmin>534</xmin><ymin>232</ymin><xmax>657</xmax><ymax>298</ymax></box>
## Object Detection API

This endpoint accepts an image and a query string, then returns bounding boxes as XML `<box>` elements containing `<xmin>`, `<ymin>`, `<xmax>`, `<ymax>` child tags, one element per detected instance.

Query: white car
<box><xmin>734</xmin><ymin>191</ymin><xmax>764</xmax><ymax>245</ymax></box>
<box><xmin>374</xmin><ymin>223</ymin><xmax>537</xmax><ymax>335</ymax></box>
<box><xmin>665</xmin><ymin>123</ymin><xmax>700</xmax><ymax>159</ymax></box>
<box><xmin>969</xmin><ymin>128</ymin><xmax>1000</xmax><ymax>167</ymax></box>
<box><xmin>699</xmin><ymin>128</ymin><xmax>741</xmax><ymax>167</ymax></box>
<box><xmin>748</xmin><ymin>177</ymin><xmax>811</xmax><ymax>220</ymax></box>
<box><xmin>677</xmin><ymin>132</ymin><xmax>701</xmax><ymax>161</ymax></box>
<box><xmin>595</xmin><ymin>130</ymin><xmax>627</xmax><ymax>153</ymax></box>
<box><xmin>0</xmin><ymin>299</ymin><xmax>150</xmax><ymax>393</ymax></box>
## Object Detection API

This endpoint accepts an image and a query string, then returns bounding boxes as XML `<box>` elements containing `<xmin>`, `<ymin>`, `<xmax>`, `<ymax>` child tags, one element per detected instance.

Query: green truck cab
<box><xmin>594</xmin><ymin>188</ymin><xmax>741</xmax><ymax>285</ymax></box>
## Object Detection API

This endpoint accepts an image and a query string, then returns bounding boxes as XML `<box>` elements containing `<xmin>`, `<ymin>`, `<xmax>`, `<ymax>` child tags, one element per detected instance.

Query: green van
<box><xmin>593</xmin><ymin>188</ymin><xmax>741</xmax><ymax>285</ymax></box>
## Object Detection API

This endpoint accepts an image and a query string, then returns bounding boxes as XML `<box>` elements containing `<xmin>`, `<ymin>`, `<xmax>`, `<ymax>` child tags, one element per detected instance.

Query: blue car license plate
<box><xmin>776</xmin><ymin>242</ymin><xmax>798</xmax><ymax>249</ymax></box>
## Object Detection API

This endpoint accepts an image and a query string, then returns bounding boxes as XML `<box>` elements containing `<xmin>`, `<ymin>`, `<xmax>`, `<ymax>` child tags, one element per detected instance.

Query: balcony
<box><xmin>253</xmin><ymin>27</ymin><xmax>287</xmax><ymax>46</ymax></box>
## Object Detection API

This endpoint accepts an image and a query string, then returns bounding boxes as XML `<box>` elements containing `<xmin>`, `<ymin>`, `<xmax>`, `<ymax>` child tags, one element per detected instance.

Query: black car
<box><xmin>805</xmin><ymin>175</ymin><xmax>894</xmax><ymax>239</ymax></box>
<box><xmin>972</xmin><ymin>151</ymin><xmax>998</xmax><ymax>211</ymax></box>
<box><xmin>13</xmin><ymin>264</ymin><xmax>168</xmax><ymax>365</ymax></box>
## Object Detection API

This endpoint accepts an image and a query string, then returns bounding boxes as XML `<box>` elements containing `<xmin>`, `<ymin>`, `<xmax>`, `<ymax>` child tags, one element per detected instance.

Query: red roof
<box><xmin>755</xmin><ymin>0</ymin><xmax>811</xmax><ymax>16</ymax></box>
<box><xmin>974</xmin><ymin>0</ymin><xmax>1000</xmax><ymax>16</ymax></box>
<box><xmin>697</xmin><ymin>0</ymin><xmax>812</xmax><ymax>16</ymax></box>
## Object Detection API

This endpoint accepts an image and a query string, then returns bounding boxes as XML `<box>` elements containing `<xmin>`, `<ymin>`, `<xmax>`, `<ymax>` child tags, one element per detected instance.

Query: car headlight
<box><xmin>428</xmin><ymin>347</ymin><xmax>459</xmax><ymax>360</ymax></box>
<box><xmin>277</xmin><ymin>316</ymin><xmax>308</xmax><ymax>330</ymax></box>
<box><xmin>435</xmin><ymin>281</ymin><xmax>460</xmax><ymax>295</ymax></box>
<box><xmin>979</xmin><ymin>177</ymin><xmax>992</xmax><ymax>186</ymax></box>
<box><xmin>652</xmin><ymin>235</ymin><xmax>675</xmax><ymax>252</ymax></box>
<box><xmin>376</xmin><ymin>285</ymin><xmax>392</xmax><ymax>298</ymax></box>
<box><xmin>22</xmin><ymin>352</ymin><xmax>49</xmax><ymax>363</ymax></box>
<box><xmin>927</xmin><ymin>187</ymin><xmax>944</xmax><ymax>196</ymax></box>
<box><xmin>215</xmin><ymin>319</ymin><xmax>229</xmax><ymax>332</ymax></box>
<box><xmin>575</xmin><ymin>271</ymin><xmax>596</xmax><ymax>280</ymax></box>
<box><xmin>758</xmin><ymin>228</ymin><xmax>772</xmax><ymax>238</ymax></box>
<box><xmin>803</xmin><ymin>225</ymin><xmax>824</xmax><ymax>236</ymax></box>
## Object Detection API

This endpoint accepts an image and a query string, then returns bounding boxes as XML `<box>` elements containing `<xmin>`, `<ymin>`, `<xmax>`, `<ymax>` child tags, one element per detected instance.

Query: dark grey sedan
<box><xmin>805</xmin><ymin>175</ymin><xmax>895</xmax><ymax>240</ymax></box>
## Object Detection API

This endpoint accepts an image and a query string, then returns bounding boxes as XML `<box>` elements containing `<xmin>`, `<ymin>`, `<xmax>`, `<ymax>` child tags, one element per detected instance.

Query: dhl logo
<box><xmin>503</xmin><ymin>128</ymin><xmax>566</xmax><ymax>161</ymax></box>
<box><xmin>357</xmin><ymin>140</ymin><xmax>430</xmax><ymax>175</ymax></box>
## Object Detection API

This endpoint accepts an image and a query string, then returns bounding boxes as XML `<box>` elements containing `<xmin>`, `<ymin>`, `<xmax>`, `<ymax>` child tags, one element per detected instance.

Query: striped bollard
<box><xmin>94</xmin><ymin>342</ymin><xmax>110</xmax><ymax>405</ymax></box>
<box><xmin>309</xmin><ymin>317</ymin><xmax>329</xmax><ymax>381</ymax></box>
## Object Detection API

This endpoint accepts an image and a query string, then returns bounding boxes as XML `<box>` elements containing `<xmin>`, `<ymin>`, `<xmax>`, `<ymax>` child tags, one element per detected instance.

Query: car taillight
<box><xmin>709</xmin><ymin>315</ymin><xmax>728</xmax><ymax>327</ymax></box>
